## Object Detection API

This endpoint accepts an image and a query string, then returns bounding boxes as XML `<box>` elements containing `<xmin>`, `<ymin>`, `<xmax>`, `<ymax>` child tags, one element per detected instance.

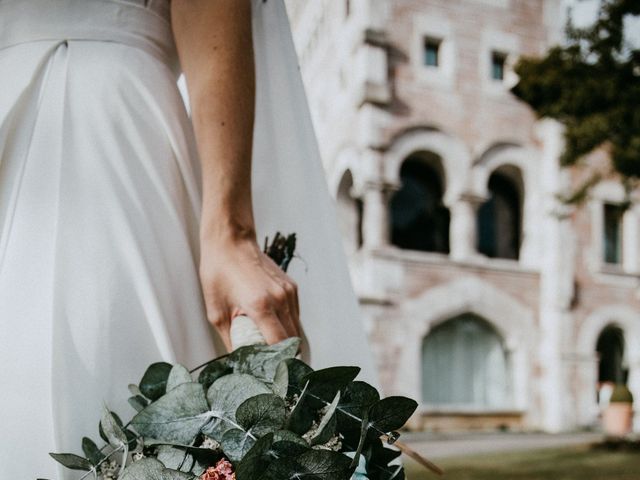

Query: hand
<box><xmin>199</xmin><ymin>234</ymin><xmax>300</xmax><ymax>351</ymax></box>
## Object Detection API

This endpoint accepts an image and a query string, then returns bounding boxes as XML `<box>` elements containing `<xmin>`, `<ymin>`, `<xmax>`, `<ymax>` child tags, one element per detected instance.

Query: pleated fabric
<box><xmin>0</xmin><ymin>1</ymin><xmax>377</xmax><ymax>478</ymax></box>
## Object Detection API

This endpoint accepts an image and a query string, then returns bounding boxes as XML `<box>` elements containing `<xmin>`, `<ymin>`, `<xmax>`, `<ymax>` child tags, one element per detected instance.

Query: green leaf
<box><xmin>198</xmin><ymin>359</ymin><xmax>232</xmax><ymax>390</ymax></box>
<box><xmin>229</xmin><ymin>337</ymin><xmax>301</xmax><ymax>384</ymax></box>
<box><xmin>81</xmin><ymin>437</ymin><xmax>105</xmax><ymax>466</ymax></box>
<box><xmin>101</xmin><ymin>407</ymin><xmax>128</xmax><ymax>448</ymax></box>
<box><xmin>129</xmin><ymin>395</ymin><xmax>149</xmax><ymax>412</ymax></box>
<box><xmin>203</xmin><ymin>373</ymin><xmax>271</xmax><ymax>440</ymax></box>
<box><xmin>235</xmin><ymin>432</ymin><xmax>276</xmax><ymax>480</ymax></box>
<box><xmin>236</xmin><ymin>431</ymin><xmax>310</xmax><ymax>480</ymax></box>
<box><xmin>237</xmin><ymin>393</ymin><xmax>286</xmax><ymax>437</ymax></box>
<box><xmin>139</xmin><ymin>362</ymin><xmax>173</xmax><ymax>401</ymax></box>
<box><xmin>309</xmin><ymin>392</ymin><xmax>340</xmax><ymax>446</ymax></box>
<box><xmin>272</xmin><ymin>358</ymin><xmax>313</xmax><ymax>398</ymax></box>
<box><xmin>302</xmin><ymin>366</ymin><xmax>360</xmax><ymax>409</ymax></box>
<box><xmin>120</xmin><ymin>458</ymin><xmax>196</xmax><ymax>480</ymax></box>
<box><xmin>364</xmin><ymin>438</ymin><xmax>402</xmax><ymax>475</ymax></box>
<box><xmin>221</xmin><ymin>428</ymin><xmax>256</xmax><ymax>463</ymax></box>
<box><xmin>220</xmin><ymin>393</ymin><xmax>287</xmax><ymax>463</ymax></box>
<box><xmin>167</xmin><ymin>364</ymin><xmax>193</xmax><ymax>392</ymax></box>
<box><xmin>364</xmin><ymin>440</ymin><xmax>405</xmax><ymax>480</ymax></box>
<box><xmin>262</xmin><ymin>449</ymin><xmax>353</xmax><ymax>480</ymax></box>
<box><xmin>49</xmin><ymin>453</ymin><xmax>93</xmax><ymax>472</ymax></box>
<box><xmin>156</xmin><ymin>445</ymin><xmax>195</xmax><ymax>473</ymax></box>
<box><xmin>131</xmin><ymin>382</ymin><xmax>210</xmax><ymax>444</ymax></box>
<box><xmin>129</xmin><ymin>383</ymin><xmax>143</xmax><ymax>397</ymax></box>
<box><xmin>286</xmin><ymin>381</ymin><xmax>315</xmax><ymax>435</ymax></box>
<box><xmin>337</xmin><ymin>381</ymin><xmax>380</xmax><ymax>446</ymax></box>
<box><xmin>367</xmin><ymin>397</ymin><xmax>417</xmax><ymax>438</ymax></box>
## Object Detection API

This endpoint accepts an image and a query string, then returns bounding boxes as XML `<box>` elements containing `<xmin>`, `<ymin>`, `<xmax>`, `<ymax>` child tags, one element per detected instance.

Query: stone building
<box><xmin>285</xmin><ymin>0</ymin><xmax>640</xmax><ymax>433</ymax></box>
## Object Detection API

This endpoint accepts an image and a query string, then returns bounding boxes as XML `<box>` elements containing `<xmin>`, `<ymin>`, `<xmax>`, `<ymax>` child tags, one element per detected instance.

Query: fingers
<box><xmin>248</xmin><ymin>301</ymin><xmax>289</xmax><ymax>345</ymax></box>
<box><xmin>205</xmin><ymin>303</ymin><xmax>233</xmax><ymax>351</ymax></box>
<box><xmin>262</xmin><ymin>258</ymin><xmax>300</xmax><ymax>336</ymax></box>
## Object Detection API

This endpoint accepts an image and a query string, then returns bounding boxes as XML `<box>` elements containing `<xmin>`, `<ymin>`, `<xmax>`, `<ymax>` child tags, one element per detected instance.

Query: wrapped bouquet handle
<box><xmin>230</xmin><ymin>315</ymin><xmax>267</xmax><ymax>349</ymax></box>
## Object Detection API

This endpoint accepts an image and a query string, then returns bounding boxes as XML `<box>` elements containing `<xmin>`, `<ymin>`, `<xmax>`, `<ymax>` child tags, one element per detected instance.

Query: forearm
<box><xmin>172</xmin><ymin>0</ymin><xmax>256</xmax><ymax>242</ymax></box>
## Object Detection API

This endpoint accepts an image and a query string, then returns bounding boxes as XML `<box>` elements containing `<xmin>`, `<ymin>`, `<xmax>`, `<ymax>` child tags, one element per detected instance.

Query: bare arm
<box><xmin>172</xmin><ymin>0</ymin><xmax>300</xmax><ymax>350</ymax></box>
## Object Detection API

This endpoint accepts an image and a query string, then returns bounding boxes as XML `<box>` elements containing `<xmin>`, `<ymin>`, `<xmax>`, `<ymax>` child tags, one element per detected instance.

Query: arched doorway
<box><xmin>336</xmin><ymin>169</ymin><xmax>363</xmax><ymax>255</ymax></box>
<box><xmin>477</xmin><ymin>167</ymin><xmax>523</xmax><ymax>260</ymax></box>
<box><xmin>422</xmin><ymin>314</ymin><xmax>510</xmax><ymax>408</ymax></box>
<box><xmin>596</xmin><ymin>325</ymin><xmax>628</xmax><ymax>405</ymax></box>
<box><xmin>390</xmin><ymin>153</ymin><xmax>450</xmax><ymax>253</ymax></box>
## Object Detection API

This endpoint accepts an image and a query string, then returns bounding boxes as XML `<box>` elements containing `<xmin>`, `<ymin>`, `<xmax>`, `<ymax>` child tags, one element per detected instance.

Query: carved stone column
<box><xmin>361</xmin><ymin>180</ymin><xmax>395</xmax><ymax>249</ymax></box>
<box><xmin>449</xmin><ymin>194</ymin><xmax>485</xmax><ymax>261</ymax></box>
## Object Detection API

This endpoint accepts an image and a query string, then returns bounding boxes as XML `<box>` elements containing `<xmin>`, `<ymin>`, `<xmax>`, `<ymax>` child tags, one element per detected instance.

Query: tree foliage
<box><xmin>512</xmin><ymin>0</ymin><xmax>640</xmax><ymax>178</ymax></box>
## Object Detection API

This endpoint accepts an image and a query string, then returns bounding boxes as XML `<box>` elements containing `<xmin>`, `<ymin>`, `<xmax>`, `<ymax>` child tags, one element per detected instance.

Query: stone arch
<box><xmin>473</xmin><ymin>144</ymin><xmax>539</xmax><ymax>264</ymax></box>
<box><xmin>328</xmin><ymin>147</ymin><xmax>362</xmax><ymax>198</ymax></box>
<box><xmin>395</xmin><ymin>277</ymin><xmax>534</xmax><ymax>409</ymax></box>
<box><xmin>575</xmin><ymin>305</ymin><xmax>640</xmax><ymax>430</ymax></box>
<box><xmin>472</xmin><ymin>143</ymin><xmax>535</xmax><ymax>199</ymax></box>
<box><xmin>577</xmin><ymin>305</ymin><xmax>640</xmax><ymax>357</ymax></box>
<box><xmin>384</xmin><ymin>127</ymin><xmax>472</xmax><ymax>206</ymax></box>
<box><xmin>335</xmin><ymin>169</ymin><xmax>363</xmax><ymax>254</ymax></box>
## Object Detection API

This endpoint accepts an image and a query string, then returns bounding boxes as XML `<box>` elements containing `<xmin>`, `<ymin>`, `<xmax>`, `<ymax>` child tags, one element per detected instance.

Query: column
<box><xmin>536</xmin><ymin>119</ymin><xmax>574</xmax><ymax>432</ymax></box>
<box><xmin>361</xmin><ymin>179</ymin><xmax>394</xmax><ymax>249</ymax></box>
<box><xmin>449</xmin><ymin>194</ymin><xmax>484</xmax><ymax>261</ymax></box>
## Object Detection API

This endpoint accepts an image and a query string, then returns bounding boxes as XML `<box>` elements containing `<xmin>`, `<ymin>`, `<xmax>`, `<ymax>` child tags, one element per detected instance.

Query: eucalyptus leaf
<box><xmin>128</xmin><ymin>383</ymin><xmax>143</xmax><ymax>397</ymax></box>
<box><xmin>131</xmin><ymin>382</ymin><xmax>209</xmax><ymax>444</ymax></box>
<box><xmin>221</xmin><ymin>428</ymin><xmax>256</xmax><ymax>463</ymax></box>
<box><xmin>229</xmin><ymin>337</ymin><xmax>301</xmax><ymax>383</ymax></box>
<box><xmin>119</xmin><ymin>457</ymin><xmax>196</xmax><ymax>480</ymax></box>
<box><xmin>81</xmin><ymin>437</ymin><xmax>105</xmax><ymax>466</ymax></box>
<box><xmin>235</xmin><ymin>432</ymin><xmax>276</xmax><ymax>480</ymax></box>
<box><xmin>310</xmin><ymin>392</ymin><xmax>340</xmax><ymax>446</ymax></box>
<box><xmin>367</xmin><ymin>397</ymin><xmax>417</xmax><ymax>439</ymax></box>
<box><xmin>101</xmin><ymin>407</ymin><xmax>128</xmax><ymax>448</ymax></box>
<box><xmin>129</xmin><ymin>395</ymin><xmax>148</xmax><ymax>412</ymax></box>
<box><xmin>235</xmin><ymin>431</ymin><xmax>310</xmax><ymax>480</ymax></box>
<box><xmin>337</xmin><ymin>381</ymin><xmax>380</xmax><ymax>446</ymax></box>
<box><xmin>198</xmin><ymin>358</ymin><xmax>232</xmax><ymax>390</ymax></box>
<box><xmin>167</xmin><ymin>364</ymin><xmax>193</xmax><ymax>392</ymax></box>
<box><xmin>236</xmin><ymin>393</ymin><xmax>286</xmax><ymax>437</ymax></box>
<box><xmin>139</xmin><ymin>362</ymin><xmax>173</xmax><ymax>401</ymax></box>
<box><xmin>302</xmin><ymin>366</ymin><xmax>360</xmax><ymax>409</ymax></box>
<box><xmin>273</xmin><ymin>358</ymin><xmax>313</xmax><ymax>398</ymax></box>
<box><xmin>98</xmin><ymin>410</ymin><xmax>123</xmax><ymax>444</ymax></box>
<box><xmin>262</xmin><ymin>449</ymin><xmax>353</xmax><ymax>480</ymax></box>
<box><xmin>156</xmin><ymin>445</ymin><xmax>195</xmax><ymax>473</ymax></box>
<box><xmin>203</xmin><ymin>373</ymin><xmax>270</xmax><ymax>440</ymax></box>
<box><xmin>49</xmin><ymin>453</ymin><xmax>93</xmax><ymax>471</ymax></box>
<box><xmin>364</xmin><ymin>438</ymin><xmax>402</xmax><ymax>476</ymax></box>
<box><xmin>286</xmin><ymin>381</ymin><xmax>315</xmax><ymax>435</ymax></box>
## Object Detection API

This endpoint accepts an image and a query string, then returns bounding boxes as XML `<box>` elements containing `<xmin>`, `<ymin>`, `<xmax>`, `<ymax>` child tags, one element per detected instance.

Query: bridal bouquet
<box><xmin>48</xmin><ymin>234</ymin><xmax>435</xmax><ymax>480</ymax></box>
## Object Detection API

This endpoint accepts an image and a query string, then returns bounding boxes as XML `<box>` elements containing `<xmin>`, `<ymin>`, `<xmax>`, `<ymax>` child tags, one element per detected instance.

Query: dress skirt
<box><xmin>0</xmin><ymin>1</ymin><xmax>377</xmax><ymax>478</ymax></box>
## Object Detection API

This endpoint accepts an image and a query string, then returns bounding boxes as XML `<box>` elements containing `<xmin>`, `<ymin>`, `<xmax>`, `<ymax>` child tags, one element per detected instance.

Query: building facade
<box><xmin>286</xmin><ymin>0</ymin><xmax>640</xmax><ymax>433</ymax></box>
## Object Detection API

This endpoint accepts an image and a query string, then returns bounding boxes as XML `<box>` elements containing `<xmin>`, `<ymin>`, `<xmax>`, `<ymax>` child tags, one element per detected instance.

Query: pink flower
<box><xmin>201</xmin><ymin>459</ymin><xmax>236</xmax><ymax>480</ymax></box>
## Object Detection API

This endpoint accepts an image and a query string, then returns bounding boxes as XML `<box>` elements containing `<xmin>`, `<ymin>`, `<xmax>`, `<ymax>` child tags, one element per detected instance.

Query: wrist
<box><xmin>199</xmin><ymin>216</ymin><xmax>257</xmax><ymax>245</ymax></box>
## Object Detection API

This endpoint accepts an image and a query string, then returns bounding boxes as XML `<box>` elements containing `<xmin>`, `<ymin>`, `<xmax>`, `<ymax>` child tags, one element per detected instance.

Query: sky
<box><xmin>564</xmin><ymin>0</ymin><xmax>640</xmax><ymax>48</ymax></box>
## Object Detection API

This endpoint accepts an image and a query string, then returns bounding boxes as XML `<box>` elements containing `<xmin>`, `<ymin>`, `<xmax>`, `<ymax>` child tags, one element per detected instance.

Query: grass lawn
<box><xmin>405</xmin><ymin>445</ymin><xmax>640</xmax><ymax>480</ymax></box>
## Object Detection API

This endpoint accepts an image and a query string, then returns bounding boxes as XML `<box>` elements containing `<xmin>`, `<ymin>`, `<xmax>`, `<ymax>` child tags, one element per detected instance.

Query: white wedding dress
<box><xmin>0</xmin><ymin>1</ymin><xmax>377</xmax><ymax>478</ymax></box>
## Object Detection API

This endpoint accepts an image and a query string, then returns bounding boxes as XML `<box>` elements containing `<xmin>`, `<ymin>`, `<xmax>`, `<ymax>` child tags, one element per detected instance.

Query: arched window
<box><xmin>477</xmin><ymin>169</ymin><xmax>522</xmax><ymax>260</ymax></box>
<box><xmin>336</xmin><ymin>170</ymin><xmax>363</xmax><ymax>254</ymax></box>
<box><xmin>390</xmin><ymin>154</ymin><xmax>450</xmax><ymax>253</ymax></box>
<box><xmin>422</xmin><ymin>314</ymin><xmax>510</xmax><ymax>408</ymax></box>
<box><xmin>597</xmin><ymin>325</ymin><xmax>627</xmax><ymax>385</ymax></box>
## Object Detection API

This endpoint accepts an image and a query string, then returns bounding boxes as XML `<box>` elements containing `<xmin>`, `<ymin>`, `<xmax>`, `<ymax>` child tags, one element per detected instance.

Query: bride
<box><xmin>0</xmin><ymin>0</ymin><xmax>376</xmax><ymax>478</ymax></box>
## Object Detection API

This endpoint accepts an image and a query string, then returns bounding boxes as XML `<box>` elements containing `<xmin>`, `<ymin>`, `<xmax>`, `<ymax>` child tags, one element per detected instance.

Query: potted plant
<box><xmin>602</xmin><ymin>384</ymin><xmax>634</xmax><ymax>437</ymax></box>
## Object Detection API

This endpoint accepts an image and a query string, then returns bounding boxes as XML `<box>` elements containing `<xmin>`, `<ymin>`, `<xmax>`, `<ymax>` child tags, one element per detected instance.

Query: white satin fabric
<box><xmin>0</xmin><ymin>0</ymin><xmax>377</xmax><ymax>478</ymax></box>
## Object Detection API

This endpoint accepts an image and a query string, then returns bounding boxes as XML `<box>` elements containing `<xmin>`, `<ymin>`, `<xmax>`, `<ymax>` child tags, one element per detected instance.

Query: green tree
<box><xmin>512</xmin><ymin>0</ymin><xmax>640</xmax><ymax>179</ymax></box>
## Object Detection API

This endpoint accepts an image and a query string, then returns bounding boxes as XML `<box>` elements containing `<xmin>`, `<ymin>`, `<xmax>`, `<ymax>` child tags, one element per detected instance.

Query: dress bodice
<box><xmin>0</xmin><ymin>0</ymin><xmax>177</xmax><ymax>69</ymax></box>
